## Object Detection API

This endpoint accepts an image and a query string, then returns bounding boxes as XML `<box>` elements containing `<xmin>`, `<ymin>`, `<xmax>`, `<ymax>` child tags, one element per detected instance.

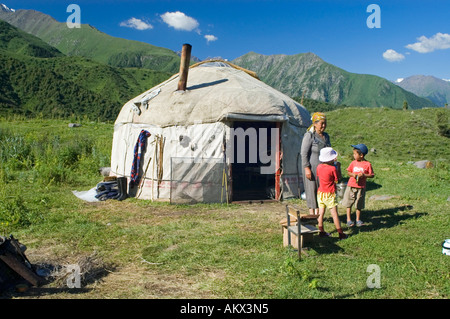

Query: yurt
<box><xmin>110</xmin><ymin>45</ymin><xmax>311</xmax><ymax>204</ymax></box>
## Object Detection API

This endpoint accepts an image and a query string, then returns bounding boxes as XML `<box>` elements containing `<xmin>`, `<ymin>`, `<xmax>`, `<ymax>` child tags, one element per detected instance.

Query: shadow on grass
<box><xmin>348</xmin><ymin>205</ymin><xmax>427</xmax><ymax>234</ymax></box>
<box><xmin>302</xmin><ymin>205</ymin><xmax>426</xmax><ymax>256</ymax></box>
<box><xmin>303</xmin><ymin>236</ymin><xmax>345</xmax><ymax>255</ymax></box>
<box><xmin>365</xmin><ymin>181</ymin><xmax>382</xmax><ymax>192</ymax></box>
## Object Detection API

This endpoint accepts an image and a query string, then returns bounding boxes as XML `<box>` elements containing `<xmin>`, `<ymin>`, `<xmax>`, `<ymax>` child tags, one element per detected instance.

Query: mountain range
<box><xmin>0</xmin><ymin>4</ymin><xmax>445</xmax><ymax>120</ymax></box>
<box><xmin>394</xmin><ymin>75</ymin><xmax>450</xmax><ymax>107</ymax></box>
<box><xmin>232</xmin><ymin>52</ymin><xmax>436</xmax><ymax>109</ymax></box>
<box><xmin>0</xmin><ymin>7</ymin><xmax>181</xmax><ymax>73</ymax></box>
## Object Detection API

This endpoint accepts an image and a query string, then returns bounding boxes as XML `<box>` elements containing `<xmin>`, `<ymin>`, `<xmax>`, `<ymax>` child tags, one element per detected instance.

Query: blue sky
<box><xmin>5</xmin><ymin>0</ymin><xmax>450</xmax><ymax>82</ymax></box>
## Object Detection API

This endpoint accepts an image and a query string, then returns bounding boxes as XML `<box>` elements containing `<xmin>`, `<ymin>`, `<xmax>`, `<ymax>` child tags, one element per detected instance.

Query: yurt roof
<box><xmin>115</xmin><ymin>61</ymin><xmax>311</xmax><ymax>128</ymax></box>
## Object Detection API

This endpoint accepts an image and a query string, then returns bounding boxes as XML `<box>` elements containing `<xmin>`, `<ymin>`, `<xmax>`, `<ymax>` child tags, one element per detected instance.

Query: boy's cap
<box><xmin>351</xmin><ymin>144</ymin><xmax>368</xmax><ymax>155</ymax></box>
<box><xmin>319</xmin><ymin>147</ymin><xmax>338</xmax><ymax>162</ymax></box>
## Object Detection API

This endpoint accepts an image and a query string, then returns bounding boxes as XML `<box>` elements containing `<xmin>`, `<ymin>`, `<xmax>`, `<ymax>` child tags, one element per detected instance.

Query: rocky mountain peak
<box><xmin>0</xmin><ymin>3</ymin><xmax>15</xmax><ymax>12</ymax></box>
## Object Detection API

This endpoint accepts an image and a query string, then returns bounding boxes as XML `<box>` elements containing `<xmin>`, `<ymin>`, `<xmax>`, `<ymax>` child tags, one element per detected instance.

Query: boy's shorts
<box><xmin>317</xmin><ymin>191</ymin><xmax>338</xmax><ymax>208</ymax></box>
<box><xmin>341</xmin><ymin>186</ymin><xmax>366</xmax><ymax>210</ymax></box>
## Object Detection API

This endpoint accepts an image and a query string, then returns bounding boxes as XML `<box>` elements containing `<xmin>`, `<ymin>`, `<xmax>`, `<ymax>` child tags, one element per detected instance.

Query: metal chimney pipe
<box><xmin>177</xmin><ymin>43</ymin><xmax>192</xmax><ymax>91</ymax></box>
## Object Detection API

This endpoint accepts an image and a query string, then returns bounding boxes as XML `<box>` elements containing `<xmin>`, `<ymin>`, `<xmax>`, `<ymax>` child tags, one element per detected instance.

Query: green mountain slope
<box><xmin>0</xmin><ymin>18</ymin><xmax>63</xmax><ymax>58</ymax></box>
<box><xmin>233</xmin><ymin>52</ymin><xmax>437</xmax><ymax>109</ymax></box>
<box><xmin>0</xmin><ymin>9</ymin><xmax>181</xmax><ymax>73</ymax></box>
<box><xmin>0</xmin><ymin>20</ymin><xmax>171</xmax><ymax>121</ymax></box>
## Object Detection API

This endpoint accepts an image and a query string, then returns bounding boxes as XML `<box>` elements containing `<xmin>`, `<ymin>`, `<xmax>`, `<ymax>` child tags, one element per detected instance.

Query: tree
<box><xmin>403</xmin><ymin>100</ymin><xmax>409</xmax><ymax>111</ymax></box>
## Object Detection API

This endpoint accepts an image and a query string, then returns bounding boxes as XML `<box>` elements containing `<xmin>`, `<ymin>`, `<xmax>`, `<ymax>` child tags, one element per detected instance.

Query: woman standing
<box><xmin>301</xmin><ymin>112</ymin><xmax>332</xmax><ymax>215</ymax></box>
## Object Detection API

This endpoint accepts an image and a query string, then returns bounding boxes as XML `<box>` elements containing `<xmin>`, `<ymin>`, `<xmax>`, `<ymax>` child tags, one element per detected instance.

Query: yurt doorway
<box><xmin>230</xmin><ymin>121</ymin><xmax>281</xmax><ymax>201</ymax></box>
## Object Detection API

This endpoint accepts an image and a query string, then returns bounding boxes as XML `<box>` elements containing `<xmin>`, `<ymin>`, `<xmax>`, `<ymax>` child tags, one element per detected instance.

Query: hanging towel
<box><xmin>130</xmin><ymin>130</ymin><xmax>151</xmax><ymax>188</ymax></box>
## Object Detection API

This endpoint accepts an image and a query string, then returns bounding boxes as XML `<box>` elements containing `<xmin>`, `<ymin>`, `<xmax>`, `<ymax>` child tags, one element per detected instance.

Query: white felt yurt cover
<box><xmin>111</xmin><ymin>61</ymin><xmax>311</xmax><ymax>203</ymax></box>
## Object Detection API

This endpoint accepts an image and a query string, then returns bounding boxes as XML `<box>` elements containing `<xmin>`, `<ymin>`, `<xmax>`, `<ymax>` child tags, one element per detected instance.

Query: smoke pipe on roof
<box><xmin>177</xmin><ymin>43</ymin><xmax>192</xmax><ymax>92</ymax></box>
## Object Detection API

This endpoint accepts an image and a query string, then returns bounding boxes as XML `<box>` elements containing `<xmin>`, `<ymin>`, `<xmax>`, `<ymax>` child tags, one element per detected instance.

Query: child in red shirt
<box><xmin>342</xmin><ymin>144</ymin><xmax>375</xmax><ymax>227</ymax></box>
<box><xmin>316</xmin><ymin>147</ymin><xmax>348</xmax><ymax>240</ymax></box>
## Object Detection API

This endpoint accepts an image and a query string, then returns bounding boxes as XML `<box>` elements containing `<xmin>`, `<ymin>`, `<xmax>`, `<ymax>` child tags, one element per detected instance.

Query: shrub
<box><xmin>0</xmin><ymin>193</ymin><xmax>33</xmax><ymax>234</ymax></box>
<box><xmin>436</xmin><ymin>109</ymin><xmax>450</xmax><ymax>137</ymax></box>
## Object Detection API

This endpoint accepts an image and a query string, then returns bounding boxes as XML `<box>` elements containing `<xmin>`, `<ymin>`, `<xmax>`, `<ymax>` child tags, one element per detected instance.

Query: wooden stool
<box><xmin>282</xmin><ymin>205</ymin><xmax>319</xmax><ymax>259</ymax></box>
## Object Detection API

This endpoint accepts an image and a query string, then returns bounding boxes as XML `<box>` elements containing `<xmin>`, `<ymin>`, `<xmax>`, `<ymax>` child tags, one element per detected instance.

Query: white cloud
<box><xmin>382</xmin><ymin>49</ymin><xmax>405</xmax><ymax>62</ymax></box>
<box><xmin>204</xmin><ymin>34</ymin><xmax>218</xmax><ymax>43</ymax></box>
<box><xmin>406</xmin><ymin>32</ymin><xmax>450</xmax><ymax>53</ymax></box>
<box><xmin>395</xmin><ymin>78</ymin><xmax>404</xmax><ymax>83</ymax></box>
<box><xmin>120</xmin><ymin>18</ymin><xmax>153</xmax><ymax>30</ymax></box>
<box><xmin>443</xmin><ymin>79</ymin><xmax>450</xmax><ymax>82</ymax></box>
<box><xmin>160</xmin><ymin>11</ymin><xmax>199</xmax><ymax>32</ymax></box>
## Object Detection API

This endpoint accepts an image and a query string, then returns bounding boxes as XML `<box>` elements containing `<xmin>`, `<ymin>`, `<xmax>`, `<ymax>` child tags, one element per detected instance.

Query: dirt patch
<box><xmin>1</xmin><ymin>250</ymin><xmax>115</xmax><ymax>299</ymax></box>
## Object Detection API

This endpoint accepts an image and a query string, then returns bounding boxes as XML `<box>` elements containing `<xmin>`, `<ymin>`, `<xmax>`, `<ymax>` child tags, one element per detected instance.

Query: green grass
<box><xmin>0</xmin><ymin>109</ymin><xmax>449</xmax><ymax>299</ymax></box>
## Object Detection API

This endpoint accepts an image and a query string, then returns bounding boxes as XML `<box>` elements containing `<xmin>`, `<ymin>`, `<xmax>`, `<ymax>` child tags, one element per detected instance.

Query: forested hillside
<box><xmin>0</xmin><ymin>20</ymin><xmax>171</xmax><ymax>121</ymax></box>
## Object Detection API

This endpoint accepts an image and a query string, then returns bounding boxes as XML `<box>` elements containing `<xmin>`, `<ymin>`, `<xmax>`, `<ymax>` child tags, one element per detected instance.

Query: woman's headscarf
<box><xmin>307</xmin><ymin>112</ymin><xmax>326</xmax><ymax>132</ymax></box>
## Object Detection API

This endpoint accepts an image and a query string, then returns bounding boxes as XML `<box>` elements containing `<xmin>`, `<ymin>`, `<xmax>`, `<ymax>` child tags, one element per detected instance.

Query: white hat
<box><xmin>319</xmin><ymin>147</ymin><xmax>338</xmax><ymax>162</ymax></box>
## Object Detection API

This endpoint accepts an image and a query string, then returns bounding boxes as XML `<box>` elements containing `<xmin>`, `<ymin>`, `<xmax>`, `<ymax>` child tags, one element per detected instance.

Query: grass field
<box><xmin>0</xmin><ymin>107</ymin><xmax>449</xmax><ymax>299</ymax></box>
